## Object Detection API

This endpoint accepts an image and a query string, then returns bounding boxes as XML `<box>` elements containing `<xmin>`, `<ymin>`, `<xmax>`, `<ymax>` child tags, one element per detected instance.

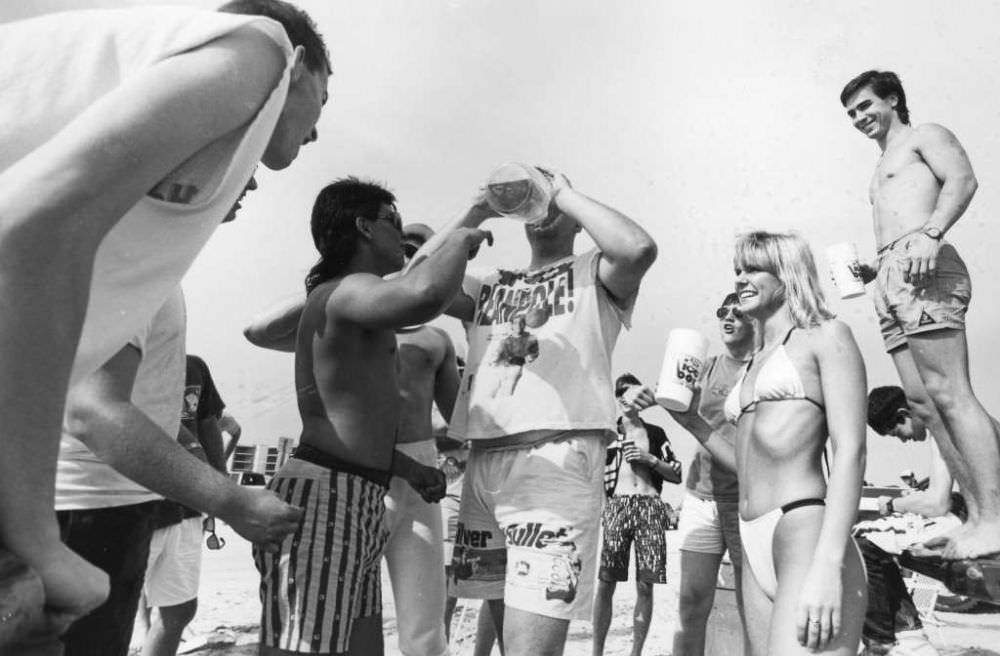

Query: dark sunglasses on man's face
<box><xmin>203</xmin><ymin>516</ymin><xmax>226</xmax><ymax>550</ymax></box>
<box><xmin>377</xmin><ymin>210</ymin><xmax>403</xmax><ymax>232</ymax></box>
<box><xmin>716</xmin><ymin>305</ymin><xmax>744</xmax><ymax>320</ymax></box>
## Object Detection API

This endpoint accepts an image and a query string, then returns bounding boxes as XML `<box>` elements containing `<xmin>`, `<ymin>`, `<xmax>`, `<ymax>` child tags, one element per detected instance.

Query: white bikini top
<box><xmin>723</xmin><ymin>327</ymin><xmax>824</xmax><ymax>424</ymax></box>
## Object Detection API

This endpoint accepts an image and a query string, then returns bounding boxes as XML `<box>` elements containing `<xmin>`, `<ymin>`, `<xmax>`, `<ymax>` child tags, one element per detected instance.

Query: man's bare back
<box><xmin>396</xmin><ymin>325</ymin><xmax>458</xmax><ymax>445</ymax></box>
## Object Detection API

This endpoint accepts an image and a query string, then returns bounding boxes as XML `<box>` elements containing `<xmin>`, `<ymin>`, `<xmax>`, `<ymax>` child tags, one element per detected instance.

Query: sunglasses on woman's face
<box><xmin>203</xmin><ymin>516</ymin><xmax>226</xmax><ymax>550</ymax></box>
<box><xmin>715</xmin><ymin>305</ymin><xmax>744</xmax><ymax>320</ymax></box>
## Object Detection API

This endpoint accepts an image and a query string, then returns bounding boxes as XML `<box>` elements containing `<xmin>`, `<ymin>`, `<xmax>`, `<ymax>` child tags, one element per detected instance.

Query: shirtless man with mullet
<box><xmin>253</xmin><ymin>179</ymin><xmax>490</xmax><ymax>656</ymax></box>
<box><xmin>841</xmin><ymin>69</ymin><xmax>1000</xmax><ymax>560</ymax></box>
<box><xmin>246</xmin><ymin>223</ymin><xmax>462</xmax><ymax>656</ymax></box>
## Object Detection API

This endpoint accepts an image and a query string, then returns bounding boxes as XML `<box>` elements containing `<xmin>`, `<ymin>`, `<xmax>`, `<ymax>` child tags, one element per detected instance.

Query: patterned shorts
<box><xmin>254</xmin><ymin>456</ymin><xmax>389</xmax><ymax>654</ymax></box>
<box><xmin>599</xmin><ymin>494</ymin><xmax>668</xmax><ymax>584</ymax></box>
<box><xmin>449</xmin><ymin>433</ymin><xmax>605</xmax><ymax>621</ymax></box>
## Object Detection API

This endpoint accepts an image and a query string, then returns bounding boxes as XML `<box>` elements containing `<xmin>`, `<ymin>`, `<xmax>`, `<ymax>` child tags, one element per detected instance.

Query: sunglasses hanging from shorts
<box><xmin>203</xmin><ymin>516</ymin><xmax>226</xmax><ymax>550</ymax></box>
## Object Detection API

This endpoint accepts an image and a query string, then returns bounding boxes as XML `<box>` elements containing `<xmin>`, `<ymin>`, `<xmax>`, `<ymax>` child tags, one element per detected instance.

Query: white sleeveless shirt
<box><xmin>0</xmin><ymin>7</ymin><xmax>293</xmax><ymax>386</ymax></box>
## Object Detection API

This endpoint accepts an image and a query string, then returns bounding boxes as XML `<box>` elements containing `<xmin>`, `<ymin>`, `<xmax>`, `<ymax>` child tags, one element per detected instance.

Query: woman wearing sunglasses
<box><xmin>669</xmin><ymin>231</ymin><xmax>868</xmax><ymax>655</ymax></box>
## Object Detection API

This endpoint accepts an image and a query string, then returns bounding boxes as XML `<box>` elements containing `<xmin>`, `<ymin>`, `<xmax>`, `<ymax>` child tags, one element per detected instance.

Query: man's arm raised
<box><xmin>331</xmin><ymin>227</ymin><xmax>491</xmax><ymax>330</ymax></box>
<box><xmin>404</xmin><ymin>195</ymin><xmax>499</xmax><ymax>323</ymax></box>
<box><xmin>546</xmin><ymin>171</ymin><xmax>658</xmax><ymax>303</ymax></box>
<box><xmin>244</xmin><ymin>294</ymin><xmax>306</xmax><ymax>352</ymax></box>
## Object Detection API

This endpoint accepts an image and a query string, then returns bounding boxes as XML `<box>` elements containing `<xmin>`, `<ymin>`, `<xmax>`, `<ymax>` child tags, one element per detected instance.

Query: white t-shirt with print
<box><xmin>449</xmin><ymin>250</ymin><xmax>633</xmax><ymax>441</ymax></box>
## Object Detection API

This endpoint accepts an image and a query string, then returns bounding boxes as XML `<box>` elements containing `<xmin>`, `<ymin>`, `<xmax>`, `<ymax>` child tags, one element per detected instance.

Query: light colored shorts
<box><xmin>441</xmin><ymin>480</ymin><xmax>463</xmax><ymax>566</ymax></box>
<box><xmin>874</xmin><ymin>241</ymin><xmax>971</xmax><ymax>353</ymax></box>
<box><xmin>449</xmin><ymin>432</ymin><xmax>605</xmax><ymax>621</ymax></box>
<box><xmin>143</xmin><ymin>516</ymin><xmax>203</xmax><ymax>607</ymax></box>
<box><xmin>677</xmin><ymin>493</ymin><xmax>743</xmax><ymax>566</ymax></box>
<box><xmin>383</xmin><ymin>439</ymin><xmax>448</xmax><ymax>656</ymax></box>
<box><xmin>255</xmin><ymin>456</ymin><xmax>389</xmax><ymax>654</ymax></box>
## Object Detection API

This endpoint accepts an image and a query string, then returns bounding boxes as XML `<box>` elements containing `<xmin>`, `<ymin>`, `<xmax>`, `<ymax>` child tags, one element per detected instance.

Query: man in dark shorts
<box><xmin>592</xmin><ymin>373</ymin><xmax>681</xmax><ymax>656</ymax></box>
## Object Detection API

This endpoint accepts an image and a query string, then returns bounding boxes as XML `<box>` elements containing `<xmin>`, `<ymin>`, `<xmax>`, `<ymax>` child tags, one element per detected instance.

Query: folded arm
<box><xmin>917</xmin><ymin>123</ymin><xmax>978</xmax><ymax>235</ymax></box>
<box><xmin>244</xmin><ymin>294</ymin><xmax>305</xmax><ymax>352</ymax></box>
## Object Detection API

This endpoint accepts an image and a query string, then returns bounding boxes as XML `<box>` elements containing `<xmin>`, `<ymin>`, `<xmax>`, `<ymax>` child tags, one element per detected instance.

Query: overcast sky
<box><xmin>6</xmin><ymin>0</ymin><xmax>1000</xmax><ymax>500</ymax></box>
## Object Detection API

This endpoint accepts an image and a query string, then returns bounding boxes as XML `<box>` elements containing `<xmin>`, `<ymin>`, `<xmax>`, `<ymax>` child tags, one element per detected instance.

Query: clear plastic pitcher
<box><xmin>485</xmin><ymin>163</ymin><xmax>553</xmax><ymax>223</ymax></box>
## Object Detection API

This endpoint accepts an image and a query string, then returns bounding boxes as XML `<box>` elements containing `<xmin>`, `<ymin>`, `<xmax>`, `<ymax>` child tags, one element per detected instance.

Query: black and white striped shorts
<box><xmin>254</xmin><ymin>456</ymin><xmax>389</xmax><ymax>654</ymax></box>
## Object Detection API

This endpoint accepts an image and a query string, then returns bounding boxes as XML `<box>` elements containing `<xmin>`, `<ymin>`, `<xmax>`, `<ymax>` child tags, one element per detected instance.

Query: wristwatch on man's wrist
<box><xmin>921</xmin><ymin>226</ymin><xmax>944</xmax><ymax>241</ymax></box>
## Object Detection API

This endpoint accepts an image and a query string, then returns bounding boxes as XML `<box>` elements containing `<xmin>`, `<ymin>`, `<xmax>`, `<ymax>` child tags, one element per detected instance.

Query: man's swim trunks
<box><xmin>874</xmin><ymin>240</ymin><xmax>971</xmax><ymax>352</ymax></box>
<box><xmin>599</xmin><ymin>494</ymin><xmax>669</xmax><ymax>583</ymax></box>
<box><xmin>255</xmin><ymin>450</ymin><xmax>390</xmax><ymax>654</ymax></box>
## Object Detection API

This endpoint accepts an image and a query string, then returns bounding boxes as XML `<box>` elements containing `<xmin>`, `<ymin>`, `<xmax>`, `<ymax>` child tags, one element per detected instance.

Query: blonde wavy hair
<box><xmin>733</xmin><ymin>230</ymin><xmax>835</xmax><ymax>329</ymax></box>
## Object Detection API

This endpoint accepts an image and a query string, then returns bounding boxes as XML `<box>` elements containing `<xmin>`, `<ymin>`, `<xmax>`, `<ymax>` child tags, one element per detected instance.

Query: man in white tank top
<box><xmin>0</xmin><ymin>0</ymin><xmax>330</xmax><ymax>641</ymax></box>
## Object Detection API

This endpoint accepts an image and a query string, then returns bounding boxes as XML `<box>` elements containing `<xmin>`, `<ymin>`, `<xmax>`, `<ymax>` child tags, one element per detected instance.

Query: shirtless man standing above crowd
<box><xmin>841</xmin><ymin>70</ymin><xmax>1000</xmax><ymax>559</ymax></box>
<box><xmin>253</xmin><ymin>179</ymin><xmax>490</xmax><ymax>656</ymax></box>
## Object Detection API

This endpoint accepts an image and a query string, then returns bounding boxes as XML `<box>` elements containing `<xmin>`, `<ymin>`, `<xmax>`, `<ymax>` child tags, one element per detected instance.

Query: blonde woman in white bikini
<box><xmin>668</xmin><ymin>230</ymin><xmax>868</xmax><ymax>655</ymax></box>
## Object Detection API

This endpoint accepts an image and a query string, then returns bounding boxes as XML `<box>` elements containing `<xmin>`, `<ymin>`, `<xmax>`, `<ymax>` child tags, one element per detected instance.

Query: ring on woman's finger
<box><xmin>809</xmin><ymin>619</ymin><xmax>821</xmax><ymax>625</ymax></box>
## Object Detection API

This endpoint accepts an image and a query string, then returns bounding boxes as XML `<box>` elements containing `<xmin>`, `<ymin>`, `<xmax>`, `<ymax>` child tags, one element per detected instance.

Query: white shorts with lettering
<box><xmin>143</xmin><ymin>516</ymin><xmax>203</xmax><ymax>607</ymax></box>
<box><xmin>449</xmin><ymin>432</ymin><xmax>605</xmax><ymax>621</ymax></box>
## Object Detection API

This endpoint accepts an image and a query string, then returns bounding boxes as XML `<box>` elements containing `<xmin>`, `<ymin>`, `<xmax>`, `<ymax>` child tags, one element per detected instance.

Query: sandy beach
<box><xmin>157</xmin><ymin>521</ymin><xmax>1000</xmax><ymax>656</ymax></box>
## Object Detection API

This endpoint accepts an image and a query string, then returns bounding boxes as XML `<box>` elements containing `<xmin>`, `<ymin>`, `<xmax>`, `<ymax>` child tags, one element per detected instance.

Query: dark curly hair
<box><xmin>305</xmin><ymin>178</ymin><xmax>396</xmax><ymax>293</ymax></box>
<box><xmin>867</xmin><ymin>385</ymin><xmax>908</xmax><ymax>435</ymax></box>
